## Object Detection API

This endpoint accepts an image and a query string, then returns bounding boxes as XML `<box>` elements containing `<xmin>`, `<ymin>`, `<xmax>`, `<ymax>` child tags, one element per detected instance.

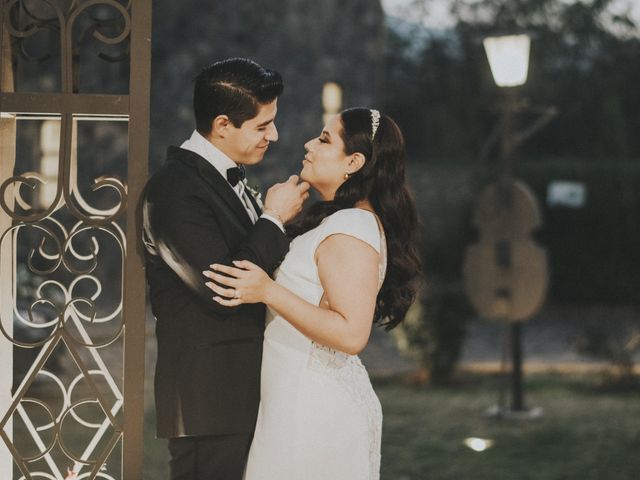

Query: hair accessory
<box><xmin>370</xmin><ymin>109</ymin><xmax>381</xmax><ymax>139</ymax></box>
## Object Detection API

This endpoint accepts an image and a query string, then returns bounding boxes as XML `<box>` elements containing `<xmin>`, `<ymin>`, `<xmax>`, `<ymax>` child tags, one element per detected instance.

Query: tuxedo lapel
<box><xmin>170</xmin><ymin>147</ymin><xmax>254</xmax><ymax>231</ymax></box>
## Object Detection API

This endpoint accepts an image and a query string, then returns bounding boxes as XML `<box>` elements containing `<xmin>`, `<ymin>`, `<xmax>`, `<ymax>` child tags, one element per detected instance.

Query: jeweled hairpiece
<box><xmin>371</xmin><ymin>109</ymin><xmax>381</xmax><ymax>139</ymax></box>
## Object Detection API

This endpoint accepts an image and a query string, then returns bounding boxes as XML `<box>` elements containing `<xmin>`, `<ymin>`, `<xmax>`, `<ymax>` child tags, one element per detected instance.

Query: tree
<box><xmin>385</xmin><ymin>0</ymin><xmax>640</xmax><ymax>161</ymax></box>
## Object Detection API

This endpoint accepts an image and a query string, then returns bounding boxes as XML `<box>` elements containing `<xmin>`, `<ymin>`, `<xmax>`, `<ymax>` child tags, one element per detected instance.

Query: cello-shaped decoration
<box><xmin>463</xmin><ymin>179</ymin><xmax>548</xmax><ymax>323</ymax></box>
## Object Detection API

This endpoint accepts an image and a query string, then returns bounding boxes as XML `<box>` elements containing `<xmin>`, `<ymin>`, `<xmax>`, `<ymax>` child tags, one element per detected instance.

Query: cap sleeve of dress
<box><xmin>312</xmin><ymin>209</ymin><xmax>382</xmax><ymax>256</ymax></box>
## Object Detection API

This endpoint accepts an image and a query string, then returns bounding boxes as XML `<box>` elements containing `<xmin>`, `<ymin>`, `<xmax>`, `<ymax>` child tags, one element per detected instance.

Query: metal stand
<box><xmin>511</xmin><ymin>323</ymin><xmax>524</xmax><ymax>410</ymax></box>
<box><xmin>485</xmin><ymin>323</ymin><xmax>543</xmax><ymax>420</ymax></box>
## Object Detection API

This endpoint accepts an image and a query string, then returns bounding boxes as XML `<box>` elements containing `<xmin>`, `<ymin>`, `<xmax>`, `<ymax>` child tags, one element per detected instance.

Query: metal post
<box><xmin>501</xmin><ymin>89</ymin><xmax>516</xmax><ymax>179</ymax></box>
<box><xmin>502</xmin><ymin>88</ymin><xmax>526</xmax><ymax>413</ymax></box>
<box><xmin>511</xmin><ymin>323</ymin><xmax>525</xmax><ymax>411</ymax></box>
<box><xmin>0</xmin><ymin>15</ymin><xmax>15</xmax><ymax>478</ymax></box>
<box><xmin>0</xmin><ymin>118</ymin><xmax>15</xmax><ymax>480</ymax></box>
<box><xmin>122</xmin><ymin>0</ymin><xmax>152</xmax><ymax>478</ymax></box>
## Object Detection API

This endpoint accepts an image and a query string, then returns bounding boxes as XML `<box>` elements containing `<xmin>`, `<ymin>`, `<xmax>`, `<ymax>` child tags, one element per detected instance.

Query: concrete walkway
<box><xmin>360</xmin><ymin>304</ymin><xmax>640</xmax><ymax>376</ymax></box>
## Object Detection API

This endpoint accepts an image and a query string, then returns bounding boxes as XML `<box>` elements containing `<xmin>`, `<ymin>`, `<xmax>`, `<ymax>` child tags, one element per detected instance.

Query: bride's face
<box><xmin>301</xmin><ymin>115</ymin><xmax>352</xmax><ymax>200</ymax></box>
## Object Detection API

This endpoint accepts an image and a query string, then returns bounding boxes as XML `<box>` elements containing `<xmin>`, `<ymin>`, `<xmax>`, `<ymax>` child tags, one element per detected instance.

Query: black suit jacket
<box><xmin>143</xmin><ymin>146</ymin><xmax>289</xmax><ymax>438</ymax></box>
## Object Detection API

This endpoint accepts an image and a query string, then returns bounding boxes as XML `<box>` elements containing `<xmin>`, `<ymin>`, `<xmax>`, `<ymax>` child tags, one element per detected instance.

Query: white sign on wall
<box><xmin>547</xmin><ymin>181</ymin><xmax>587</xmax><ymax>208</ymax></box>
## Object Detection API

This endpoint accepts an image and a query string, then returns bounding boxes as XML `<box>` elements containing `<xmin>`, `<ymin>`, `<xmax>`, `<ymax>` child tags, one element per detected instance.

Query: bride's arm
<box><xmin>205</xmin><ymin>234</ymin><xmax>379</xmax><ymax>355</ymax></box>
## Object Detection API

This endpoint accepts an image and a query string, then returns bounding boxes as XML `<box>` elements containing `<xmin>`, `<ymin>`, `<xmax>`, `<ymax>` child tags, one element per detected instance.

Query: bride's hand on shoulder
<box><xmin>203</xmin><ymin>260</ymin><xmax>272</xmax><ymax>306</ymax></box>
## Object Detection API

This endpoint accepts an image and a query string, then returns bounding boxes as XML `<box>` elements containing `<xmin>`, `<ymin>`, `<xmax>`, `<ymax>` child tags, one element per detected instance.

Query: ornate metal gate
<box><xmin>0</xmin><ymin>0</ymin><xmax>150</xmax><ymax>478</ymax></box>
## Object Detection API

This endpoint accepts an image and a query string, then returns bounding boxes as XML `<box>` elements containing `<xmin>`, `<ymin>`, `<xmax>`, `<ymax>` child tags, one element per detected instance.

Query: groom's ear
<box><xmin>347</xmin><ymin>152</ymin><xmax>366</xmax><ymax>175</ymax></box>
<box><xmin>211</xmin><ymin>115</ymin><xmax>231</xmax><ymax>138</ymax></box>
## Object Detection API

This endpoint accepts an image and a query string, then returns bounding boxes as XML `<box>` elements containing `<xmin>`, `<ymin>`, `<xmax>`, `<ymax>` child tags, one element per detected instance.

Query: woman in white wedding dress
<box><xmin>204</xmin><ymin>108</ymin><xmax>420</xmax><ymax>479</ymax></box>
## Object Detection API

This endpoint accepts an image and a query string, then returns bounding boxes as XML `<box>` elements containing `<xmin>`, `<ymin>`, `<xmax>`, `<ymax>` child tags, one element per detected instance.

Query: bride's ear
<box><xmin>346</xmin><ymin>152</ymin><xmax>366</xmax><ymax>175</ymax></box>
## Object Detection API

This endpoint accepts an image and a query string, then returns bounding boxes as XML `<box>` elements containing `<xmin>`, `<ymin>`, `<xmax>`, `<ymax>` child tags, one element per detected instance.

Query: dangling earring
<box><xmin>344</xmin><ymin>172</ymin><xmax>350</xmax><ymax>180</ymax></box>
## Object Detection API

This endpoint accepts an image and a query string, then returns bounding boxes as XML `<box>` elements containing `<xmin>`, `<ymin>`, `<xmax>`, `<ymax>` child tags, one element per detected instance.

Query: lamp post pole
<box><xmin>500</xmin><ymin>89</ymin><xmax>516</xmax><ymax>178</ymax></box>
<box><xmin>464</xmin><ymin>34</ymin><xmax>551</xmax><ymax>419</ymax></box>
<box><xmin>499</xmin><ymin>87</ymin><xmax>525</xmax><ymax>411</ymax></box>
<box><xmin>488</xmin><ymin>34</ymin><xmax>532</xmax><ymax>414</ymax></box>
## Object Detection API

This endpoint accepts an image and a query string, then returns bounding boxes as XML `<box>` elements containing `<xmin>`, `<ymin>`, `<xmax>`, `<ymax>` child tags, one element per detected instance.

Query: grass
<box><xmin>142</xmin><ymin>373</ymin><xmax>640</xmax><ymax>480</ymax></box>
<box><xmin>377</xmin><ymin>373</ymin><xmax>640</xmax><ymax>480</ymax></box>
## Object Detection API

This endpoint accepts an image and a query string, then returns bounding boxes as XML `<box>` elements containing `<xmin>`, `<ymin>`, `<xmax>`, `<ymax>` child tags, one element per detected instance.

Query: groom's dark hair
<box><xmin>193</xmin><ymin>58</ymin><xmax>283</xmax><ymax>134</ymax></box>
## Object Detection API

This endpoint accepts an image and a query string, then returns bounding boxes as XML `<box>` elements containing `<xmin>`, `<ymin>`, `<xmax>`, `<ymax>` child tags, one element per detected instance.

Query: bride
<box><xmin>204</xmin><ymin>107</ymin><xmax>420</xmax><ymax>479</ymax></box>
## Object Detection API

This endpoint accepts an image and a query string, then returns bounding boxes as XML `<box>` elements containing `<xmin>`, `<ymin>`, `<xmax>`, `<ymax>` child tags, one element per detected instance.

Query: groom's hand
<box><xmin>264</xmin><ymin>175</ymin><xmax>310</xmax><ymax>224</ymax></box>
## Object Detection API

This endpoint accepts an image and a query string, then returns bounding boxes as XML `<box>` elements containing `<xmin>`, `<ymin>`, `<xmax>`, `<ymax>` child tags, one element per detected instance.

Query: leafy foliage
<box><xmin>394</xmin><ymin>281</ymin><xmax>474</xmax><ymax>384</ymax></box>
<box><xmin>384</xmin><ymin>0</ymin><xmax>640</xmax><ymax>163</ymax></box>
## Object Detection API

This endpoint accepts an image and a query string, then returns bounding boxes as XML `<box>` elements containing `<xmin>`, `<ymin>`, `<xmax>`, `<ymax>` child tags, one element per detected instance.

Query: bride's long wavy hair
<box><xmin>288</xmin><ymin>107</ymin><xmax>421</xmax><ymax>330</ymax></box>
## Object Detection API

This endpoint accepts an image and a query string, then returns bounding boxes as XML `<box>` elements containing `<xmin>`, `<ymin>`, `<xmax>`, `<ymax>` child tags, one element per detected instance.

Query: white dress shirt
<box><xmin>180</xmin><ymin>130</ymin><xmax>284</xmax><ymax>231</ymax></box>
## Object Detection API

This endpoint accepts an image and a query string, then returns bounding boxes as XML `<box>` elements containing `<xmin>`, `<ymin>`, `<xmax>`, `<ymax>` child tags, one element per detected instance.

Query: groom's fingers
<box><xmin>289</xmin><ymin>175</ymin><xmax>311</xmax><ymax>193</ymax></box>
<box><xmin>270</xmin><ymin>175</ymin><xmax>300</xmax><ymax>190</ymax></box>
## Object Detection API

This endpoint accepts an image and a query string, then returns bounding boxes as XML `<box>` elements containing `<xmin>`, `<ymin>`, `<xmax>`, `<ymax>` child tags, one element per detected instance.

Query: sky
<box><xmin>381</xmin><ymin>0</ymin><xmax>456</xmax><ymax>28</ymax></box>
<box><xmin>381</xmin><ymin>0</ymin><xmax>640</xmax><ymax>29</ymax></box>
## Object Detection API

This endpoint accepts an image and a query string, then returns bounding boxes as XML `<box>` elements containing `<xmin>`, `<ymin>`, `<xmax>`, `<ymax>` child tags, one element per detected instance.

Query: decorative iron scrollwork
<box><xmin>0</xmin><ymin>0</ymin><xmax>147</xmax><ymax>478</ymax></box>
<box><xmin>3</xmin><ymin>0</ymin><xmax>131</xmax><ymax>91</ymax></box>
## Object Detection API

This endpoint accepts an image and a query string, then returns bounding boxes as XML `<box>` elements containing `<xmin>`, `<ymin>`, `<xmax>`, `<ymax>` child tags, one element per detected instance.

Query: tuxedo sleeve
<box><xmin>144</xmin><ymin>176</ymin><xmax>290</xmax><ymax>314</ymax></box>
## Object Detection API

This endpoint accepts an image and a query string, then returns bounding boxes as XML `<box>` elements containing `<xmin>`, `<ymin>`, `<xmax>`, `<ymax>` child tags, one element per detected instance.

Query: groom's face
<box><xmin>223</xmin><ymin>99</ymin><xmax>279</xmax><ymax>166</ymax></box>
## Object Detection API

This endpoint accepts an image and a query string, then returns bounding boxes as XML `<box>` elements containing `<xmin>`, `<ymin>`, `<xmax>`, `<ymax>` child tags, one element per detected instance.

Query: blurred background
<box><xmin>2</xmin><ymin>0</ymin><xmax>640</xmax><ymax>478</ymax></box>
<box><xmin>144</xmin><ymin>0</ymin><xmax>640</xmax><ymax>478</ymax></box>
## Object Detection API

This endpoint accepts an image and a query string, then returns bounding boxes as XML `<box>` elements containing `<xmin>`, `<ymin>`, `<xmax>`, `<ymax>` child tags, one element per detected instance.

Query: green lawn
<box><xmin>377</xmin><ymin>373</ymin><xmax>640</xmax><ymax>480</ymax></box>
<box><xmin>143</xmin><ymin>373</ymin><xmax>640</xmax><ymax>480</ymax></box>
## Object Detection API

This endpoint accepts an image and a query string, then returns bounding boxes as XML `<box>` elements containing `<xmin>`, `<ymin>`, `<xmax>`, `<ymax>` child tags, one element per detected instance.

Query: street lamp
<box><xmin>483</xmin><ymin>34</ymin><xmax>531</xmax><ymax>87</ymax></box>
<box><xmin>464</xmin><ymin>33</ymin><xmax>552</xmax><ymax>419</ymax></box>
<box><xmin>484</xmin><ymin>34</ymin><xmax>531</xmax><ymax>176</ymax></box>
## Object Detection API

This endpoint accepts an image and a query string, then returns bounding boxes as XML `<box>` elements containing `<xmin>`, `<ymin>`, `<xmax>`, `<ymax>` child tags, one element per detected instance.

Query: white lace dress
<box><xmin>244</xmin><ymin>208</ymin><xmax>387</xmax><ymax>480</ymax></box>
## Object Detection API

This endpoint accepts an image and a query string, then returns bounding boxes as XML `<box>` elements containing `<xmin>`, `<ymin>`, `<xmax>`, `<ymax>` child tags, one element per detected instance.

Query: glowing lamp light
<box><xmin>463</xmin><ymin>437</ymin><xmax>494</xmax><ymax>452</ymax></box>
<box><xmin>39</xmin><ymin>119</ymin><xmax>60</xmax><ymax>208</ymax></box>
<box><xmin>483</xmin><ymin>34</ymin><xmax>531</xmax><ymax>87</ymax></box>
<box><xmin>322</xmin><ymin>82</ymin><xmax>342</xmax><ymax>124</ymax></box>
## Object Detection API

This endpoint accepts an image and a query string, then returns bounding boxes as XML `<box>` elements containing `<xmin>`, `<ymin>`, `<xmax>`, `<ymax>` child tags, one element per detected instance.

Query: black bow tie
<box><xmin>226</xmin><ymin>165</ymin><xmax>246</xmax><ymax>187</ymax></box>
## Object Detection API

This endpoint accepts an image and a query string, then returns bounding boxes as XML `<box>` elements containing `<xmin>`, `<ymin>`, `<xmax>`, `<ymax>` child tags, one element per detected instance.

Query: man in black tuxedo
<box><xmin>143</xmin><ymin>58</ymin><xmax>309</xmax><ymax>480</ymax></box>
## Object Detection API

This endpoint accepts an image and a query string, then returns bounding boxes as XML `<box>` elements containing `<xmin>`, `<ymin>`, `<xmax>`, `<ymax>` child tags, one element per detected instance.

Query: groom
<box><xmin>143</xmin><ymin>58</ymin><xmax>309</xmax><ymax>480</ymax></box>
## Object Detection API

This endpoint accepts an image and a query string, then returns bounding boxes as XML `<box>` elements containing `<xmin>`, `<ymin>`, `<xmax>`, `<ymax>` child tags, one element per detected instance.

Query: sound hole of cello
<box><xmin>495</xmin><ymin>287</ymin><xmax>511</xmax><ymax>299</ymax></box>
<box><xmin>495</xmin><ymin>240</ymin><xmax>512</xmax><ymax>268</ymax></box>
